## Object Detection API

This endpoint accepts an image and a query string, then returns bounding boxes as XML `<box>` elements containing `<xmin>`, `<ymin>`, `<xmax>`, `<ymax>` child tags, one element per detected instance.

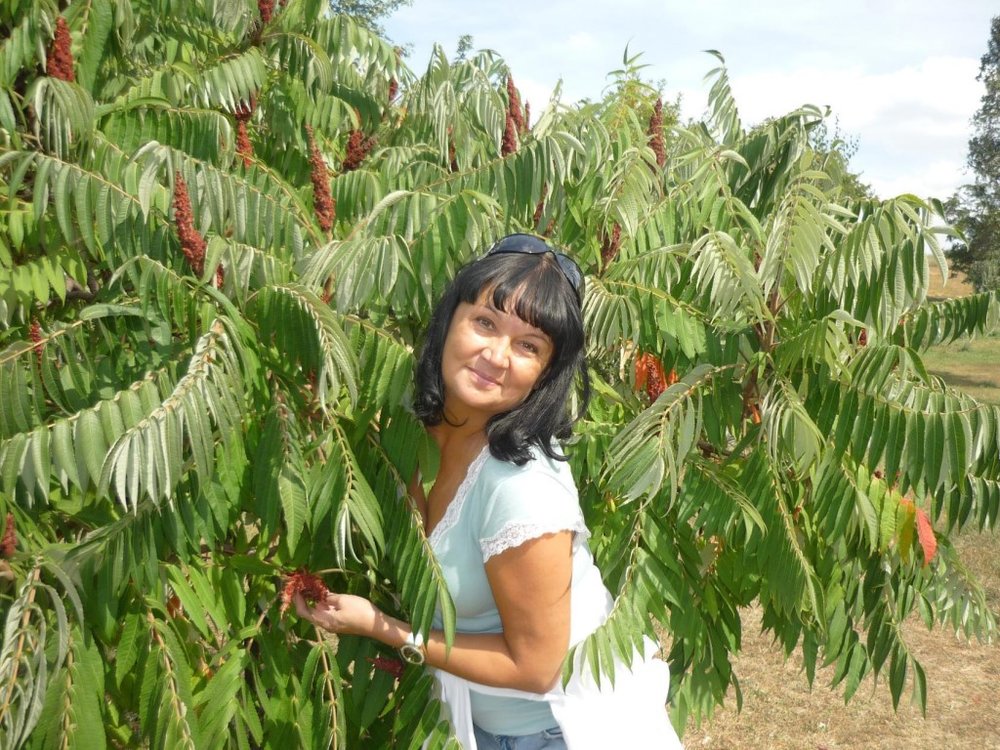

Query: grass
<box><xmin>921</xmin><ymin>270</ymin><xmax>1000</xmax><ymax>405</ymax></box>
<box><xmin>679</xmin><ymin>271</ymin><xmax>1000</xmax><ymax>749</ymax></box>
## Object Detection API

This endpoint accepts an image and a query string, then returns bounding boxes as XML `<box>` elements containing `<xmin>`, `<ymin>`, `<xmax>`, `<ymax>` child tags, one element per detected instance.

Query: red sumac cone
<box><xmin>648</xmin><ymin>97</ymin><xmax>666</xmax><ymax>168</ymax></box>
<box><xmin>234</xmin><ymin>96</ymin><xmax>256</xmax><ymax>122</ymax></box>
<box><xmin>506</xmin><ymin>75</ymin><xmax>526</xmax><ymax>134</ymax></box>
<box><xmin>367</xmin><ymin>655</ymin><xmax>405</xmax><ymax>680</ymax></box>
<box><xmin>47</xmin><ymin>17</ymin><xmax>75</xmax><ymax>82</ymax></box>
<box><xmin>634</xmin><ymin>352</ymin><xmax>667</xmax><ymax>401</ymax></box>
<box><xmin>501</xmin><ymin>109</ymin><xmax>518</xmax><ymax>156</ymax></box>
<box><xmin>533</xmin><ymin>183</ymin><xmax>548</xmax><ymax>227</ymax></box>
<box><xmin>306</xmin><ymin>126</ymin><xmax>335</xmax><ymax>232</ymax></box>
<box><xmin>258</xmin><ymin>0</ymin><xmax>274</xmax><ymax>24</ymax></box>
<box><xmin>0</xmin><ymin>513</ymin><xmax>15</xmax><ymax>559</ymax></box>
<box><xmin>172</xmin><ymin>173</ymin><xmax>206</xmax><ymax>276</ymax></box>
<box><xmin>342</xmin><ymin>129</ymin><xmax>375</xmax><ymax>172</ymax></box>
<box><xmin>447</xmin><ymin>127</ymin><xmax>459</xmax><ymax>172</ymax></box>
<box><xmin>29</xmin><ymin>319</ymin><xmax>44</xmax><ymax>367</ymax></box>
<box><xmin>280</xmin><ymin>569</ymin><xmax>330</xmax><ymax>616</ymax></box>
<box><xmin>600</xmin><ymin>223</ymin><xmax>621</xmax><ymax>267</ymax></box>
<box><xmin>236</xmin><ymin>120</ymin><xmax>253</xmax><ymax>167</ymax></box>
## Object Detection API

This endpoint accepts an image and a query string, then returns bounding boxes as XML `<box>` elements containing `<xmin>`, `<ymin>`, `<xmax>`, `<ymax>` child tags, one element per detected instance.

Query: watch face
<box><xmin>400</xmin><ymin>644</ymin><xmax>425</xmax><ymax>665</ymax></box>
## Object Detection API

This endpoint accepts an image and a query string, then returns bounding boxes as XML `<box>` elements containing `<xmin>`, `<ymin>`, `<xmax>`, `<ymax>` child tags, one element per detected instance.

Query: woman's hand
<box><xmin>293</xmin><ymin>591</ymin><xmax>383</xmax><ymax>637</ymax></box>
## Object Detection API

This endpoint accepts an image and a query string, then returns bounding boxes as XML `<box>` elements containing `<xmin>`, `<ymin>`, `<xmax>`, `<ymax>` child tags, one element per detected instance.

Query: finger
<box><xmin>293</xmin><ymin>593</ymin><xmax>314</xmax><ymax>621</ymax></box>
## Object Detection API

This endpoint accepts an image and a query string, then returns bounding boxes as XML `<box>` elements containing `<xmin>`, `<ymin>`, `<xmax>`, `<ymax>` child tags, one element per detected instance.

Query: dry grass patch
<box><xmin>680</xmin><ymin>595</ymin><xmax>1000</xmax><ymax>750</ymax></box>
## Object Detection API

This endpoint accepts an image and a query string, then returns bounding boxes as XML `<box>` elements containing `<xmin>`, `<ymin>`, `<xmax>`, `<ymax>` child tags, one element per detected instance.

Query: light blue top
<box><xmin>429</xmin><ymin>445</ymin><xmax>589</xmax><ymax>736</ymax></box>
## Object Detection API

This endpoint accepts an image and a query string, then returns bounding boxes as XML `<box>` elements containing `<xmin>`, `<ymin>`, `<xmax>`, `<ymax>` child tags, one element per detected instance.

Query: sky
<box><xmin>384</xmin><ymin>0</ymin><xmax>996</xmax><ymax>201</ymax></box>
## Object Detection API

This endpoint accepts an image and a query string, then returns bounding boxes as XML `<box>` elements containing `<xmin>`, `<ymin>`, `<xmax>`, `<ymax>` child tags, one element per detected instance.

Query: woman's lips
<box><xmin>468</xmin><ymin>366</ymin><xmax>501</xmax><ymax>386</ymax></box>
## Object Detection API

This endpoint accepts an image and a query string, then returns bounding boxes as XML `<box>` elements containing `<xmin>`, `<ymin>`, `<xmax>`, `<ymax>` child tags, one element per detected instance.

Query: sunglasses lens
<box><xmin>556</xmin><ymin>255</ymin><xmax>585</xmax><ymax>298</ymax></box>
<box><xmin>486</xmin><ymin>235</ymin><xmax>584</xmax><ymax>301</ymax></box>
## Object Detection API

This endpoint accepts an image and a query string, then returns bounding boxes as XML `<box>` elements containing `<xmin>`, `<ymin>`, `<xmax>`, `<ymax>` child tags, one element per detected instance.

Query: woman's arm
<box><xmin>294</xmin><ymin>530</ymin><xmax>573</xmax><ymax>693</ymax></box>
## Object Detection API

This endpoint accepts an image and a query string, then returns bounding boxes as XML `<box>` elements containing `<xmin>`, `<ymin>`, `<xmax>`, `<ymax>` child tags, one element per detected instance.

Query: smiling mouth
<box><xmin>468</xmin><ymin>367</ymin><xmax>501</xmax><ymax>386</ymax></box>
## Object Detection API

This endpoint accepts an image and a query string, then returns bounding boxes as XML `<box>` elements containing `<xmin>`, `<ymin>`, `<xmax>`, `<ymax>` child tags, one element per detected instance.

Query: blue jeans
<box><xmin>473</xmin><ymin>724</ymin><xmax>566</xmax><ymax>750</ymax></box>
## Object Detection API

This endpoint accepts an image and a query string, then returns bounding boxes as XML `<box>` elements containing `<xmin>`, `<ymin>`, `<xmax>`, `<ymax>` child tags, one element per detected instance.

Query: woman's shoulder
<box><xmin>478</xmin><ymin>444</ymin><xmax>578</xmax><ymax>501</ymax></box>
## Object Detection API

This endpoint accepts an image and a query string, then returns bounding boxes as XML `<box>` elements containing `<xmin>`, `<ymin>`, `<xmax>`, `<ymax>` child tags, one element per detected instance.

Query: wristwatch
<box><xmin>399</xmin><ymin>630</ymin><xmax>425</xmax><ymax>665</ymax></box>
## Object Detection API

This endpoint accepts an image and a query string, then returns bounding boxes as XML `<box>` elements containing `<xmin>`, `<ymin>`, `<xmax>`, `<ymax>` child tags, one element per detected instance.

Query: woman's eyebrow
<box><xmin>481</xmin><ymin>303</ymin><xmax>549</xmax><ymax>341</ymax></box>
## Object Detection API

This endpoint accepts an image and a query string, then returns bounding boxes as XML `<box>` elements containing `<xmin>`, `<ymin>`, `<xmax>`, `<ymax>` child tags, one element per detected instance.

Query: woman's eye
<box><xmin>475</xmin><ymin>316</ymin><xmax>494</xmax><ymax>329</ymax></box>
<box><xmin>520</xmin><ymin>341</ymin><xmax>539</xmax><ymax>354</ymax></box>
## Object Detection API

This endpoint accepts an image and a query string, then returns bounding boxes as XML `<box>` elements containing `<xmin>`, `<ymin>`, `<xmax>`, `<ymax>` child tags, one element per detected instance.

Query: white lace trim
<box><xmin>427</xmin><ymin>446</ymin><xmax>490</xmax><ymax>549</ymax></box>
<box><xmin>480</xmin><ymin>517</ymin><xmax>589</xmax><ymax>562</ymax></box>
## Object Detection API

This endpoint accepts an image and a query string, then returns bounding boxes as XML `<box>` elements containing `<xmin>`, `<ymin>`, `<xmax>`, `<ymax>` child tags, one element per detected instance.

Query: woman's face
<box><xmin>440</xmin><ymin>289</ymin><xmax>554</xmax><ymax>424</ymax></box>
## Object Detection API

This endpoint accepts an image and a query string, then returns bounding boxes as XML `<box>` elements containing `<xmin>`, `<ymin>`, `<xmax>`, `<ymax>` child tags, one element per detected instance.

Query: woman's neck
<box><xmin>428</xmin><ymin>421</ymin><xmax>488</xmax><ymax>460</ymax></box>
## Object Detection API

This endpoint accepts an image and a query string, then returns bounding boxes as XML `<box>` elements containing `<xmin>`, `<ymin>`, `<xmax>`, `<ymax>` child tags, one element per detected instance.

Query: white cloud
<box><xmin>712</xmin><ymin>56</ymin><xmax>984</xmax><ymax>198</ymax></box>
<box><xmin>564</xmin><ymin>32</ymin><xmax>599</xmax><ymax>53</ymax></box>
<box><xmin>866</xmin><ymin>159</ymin><xmax>968</xmax><ymax>201</ymax></box>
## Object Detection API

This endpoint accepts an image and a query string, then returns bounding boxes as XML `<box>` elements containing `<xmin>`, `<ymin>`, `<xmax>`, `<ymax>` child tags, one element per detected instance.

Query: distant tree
<box><xmin>947</xmin><ymin>15</ymin><xmax>1000</xmax><ymax>291</ymax></box>
<box><xmin>331</xmin><ymin>0</ymin><xmax>412</xmax><ymax>35</ymax></box>
<box><xmin>808</xmin><ymin>119</ymin><xmax>873</xmax><ymax>203</ymax></box>
<box><xmin>455</xmin><ymin>34</ymin><xmax>474</xmax><ymax>61</ymax></box>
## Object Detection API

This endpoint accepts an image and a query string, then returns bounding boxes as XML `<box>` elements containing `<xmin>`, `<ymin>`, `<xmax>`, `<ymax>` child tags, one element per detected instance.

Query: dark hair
<box><xmin>414</xmin><ymin>248</ymin><xmax>590</xmax><ymax>465</ymax></box>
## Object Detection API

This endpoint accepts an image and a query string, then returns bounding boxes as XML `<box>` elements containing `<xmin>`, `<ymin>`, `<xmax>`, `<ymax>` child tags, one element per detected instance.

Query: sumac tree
<box><xmin>0</xmin><ymin>3</ymin><xmax>998</xmax><ymax>748</ymax></box>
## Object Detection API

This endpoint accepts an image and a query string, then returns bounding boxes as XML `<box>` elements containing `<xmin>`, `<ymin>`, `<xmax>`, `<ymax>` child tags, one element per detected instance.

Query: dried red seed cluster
<box><xmin>0</xmin><ymin>513</ymin><xmax>15</xmax><ymax>559</ymax></box>
<box><xmin>215</xmin><ymin>264</ymin><xmax>225</xmax><ymax>289</ymax></box>
<box><xmin>524</xmin><ymin>101</ymin><xmax>531</xmax><ymax>131</ymax></box>
<box><xmin>28</xmin><ymin>319</ymin><xmax>44</xmax><ymax>367</ymax></box>
<box><xmin>858</xmin><ymin>328</ymin><xmax>868</xmax><ymax>346</ymax></box>
<box><xmin>600</xmin><ymin>223</ymin><xmax>621</xmax><ymax>267</ymax></box>
<box><xmin>342</xmin><ymin>129</ymin><xmax>376</xmax><ymax>172</ymax></box>
<box><xmin>447</xmin><ymin>127</ymin><xmax>458</xmax><ymax>172</ymax></box>
<box><xmin>280</xmin><ymin>569</ymin><xmax>330</xmax><ymax>616</ymax></box>
<box><xmin>234</xmin><ymin>96</ymin><xmax>256</xmax><ymax>122</ymax></box>
<box><xmin>388</xmin><ymin>78</ymin><xmax>398</xmax><ymax>103</ymax></box>
<box><xmin>648</xmin><ymin>97</ymin><xmax>666</xmax><ymax>168</ymax></box>
<box><xmin>47</xmin><ymin>17</ymin><xmax>75</xmax><ymax>82</ymax></box>
<box><xmin>172</xmin><ymin>173</ymin><xmax>206</xmax><ymax>276</ymax></box>
<box><xmin>533</xmin><ymin>183</ymin><xmax>548</xmax><ymax>227</ymax></box>
<box><xmin>501</xmin><ymin>109</ymin><xmax>518</xmax><ymax>156</ymax></box>
<box><xmin>367</xmin><ymin>655</ymin><xmax>405</xmax><ymax>679</ymax></box>
<box><xmin>506</xmin><ymin>75</ymin><xmax>526</xmax><ymax>134</ymax></box>
<box><xmin>634</xmin><ymin>352</ymin><xmax>668</xmax><ymax>402</ymax></box>
<box><xmin>258</xmin><ymin>0</ymin><xmax>275</xmax><ymax>24</ymax></box>
<box><xmin>305</xmin><ymin>126</ymin><xmax>335</xmax><ymax>233</ymax></box>
<box><xmin>236</xmin><ymin>121</ymin><xmax>253</xmax><ymax>167</ymax></box>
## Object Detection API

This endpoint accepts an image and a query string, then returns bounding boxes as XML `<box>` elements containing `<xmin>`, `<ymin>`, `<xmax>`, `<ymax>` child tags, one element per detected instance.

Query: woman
<box><xmin>295</xmin><ymin>234</ymin><xmax>682</xmax><ymax>749</ymax></box>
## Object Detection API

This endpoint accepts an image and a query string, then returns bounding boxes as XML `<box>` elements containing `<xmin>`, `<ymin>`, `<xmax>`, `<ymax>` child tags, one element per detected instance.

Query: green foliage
<box><xmin>0</xmin><ymin>1</ymin><xmax>998</xmax><ymax>747</ymax></box>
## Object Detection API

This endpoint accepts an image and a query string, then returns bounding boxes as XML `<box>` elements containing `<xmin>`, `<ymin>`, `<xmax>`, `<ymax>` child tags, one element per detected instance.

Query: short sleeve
<box><xmin>478</xmin><ymin>468</ymin><xmax>588</xmax><ymax>562</ymax></box>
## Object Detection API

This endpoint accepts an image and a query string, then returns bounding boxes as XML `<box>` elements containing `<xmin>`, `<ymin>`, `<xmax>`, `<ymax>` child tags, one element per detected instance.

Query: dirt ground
<box><xmin>681</xmin><ymin>270</ymin><xmax>1000</xmax><ymax>749</ymax></box>
<box><xmin>680</xmin><ymin>530</ymin><xmax>1000</xmax><ymax>750</ymax></box>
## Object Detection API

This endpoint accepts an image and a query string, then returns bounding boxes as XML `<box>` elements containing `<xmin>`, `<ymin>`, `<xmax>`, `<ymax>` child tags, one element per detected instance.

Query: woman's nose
<box><xmin>482</xmin><ymin>338</ymin><xmax>511</xmax><ymax>365</ymax></box>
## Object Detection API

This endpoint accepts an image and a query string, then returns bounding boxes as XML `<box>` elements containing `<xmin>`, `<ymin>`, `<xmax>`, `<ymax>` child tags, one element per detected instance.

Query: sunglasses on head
<box><xmin>485</xmin><ymin>234</ymin><xmax>585</xmax><ymax>303</ymax></box>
